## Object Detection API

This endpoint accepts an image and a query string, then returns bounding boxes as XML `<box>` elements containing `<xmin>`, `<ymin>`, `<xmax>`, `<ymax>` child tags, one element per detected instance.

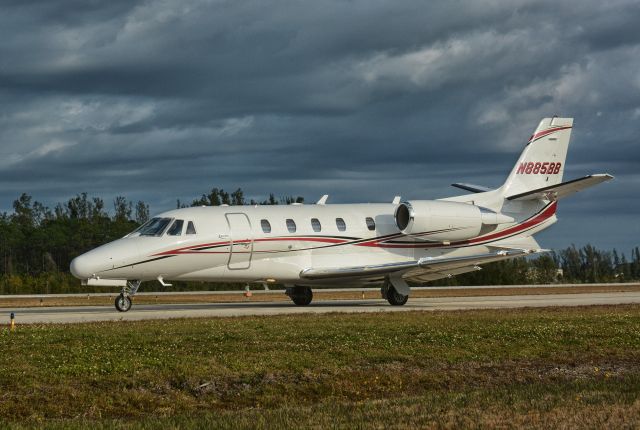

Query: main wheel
<box><xmin>386</xmin><ymin>286</ymin><xmax>408</xmax><ymax>306</ymax></box>
<box><xmin>115</xmin><ymin>294</ymin><xmax>132</xmax><ymax>312</ymax></box>
<box><xmin>289</xmin><ymin>286</ymin><xmax>313</xmax><ymax>306</ymax></box>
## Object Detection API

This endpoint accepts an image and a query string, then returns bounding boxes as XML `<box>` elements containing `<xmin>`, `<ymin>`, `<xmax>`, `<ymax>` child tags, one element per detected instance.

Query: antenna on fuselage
<box><xmin>317</xmin><ymin>195</ymin><xmax>329</xmax><ymax>205</ymax></box>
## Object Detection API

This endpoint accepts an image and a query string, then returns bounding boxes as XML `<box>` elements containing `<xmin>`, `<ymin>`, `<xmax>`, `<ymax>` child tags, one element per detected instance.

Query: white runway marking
<box><xmin>2</xmin><ymin>292</ymin><xmax>640</xmax><ymax>324</ymax></box>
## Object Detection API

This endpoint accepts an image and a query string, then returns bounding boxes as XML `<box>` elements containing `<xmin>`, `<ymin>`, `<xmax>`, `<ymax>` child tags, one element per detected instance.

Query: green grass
<box><xmin>1</xmin><ymin>305</ymin><xmax>640</xmax><ymax>428</ymax></box>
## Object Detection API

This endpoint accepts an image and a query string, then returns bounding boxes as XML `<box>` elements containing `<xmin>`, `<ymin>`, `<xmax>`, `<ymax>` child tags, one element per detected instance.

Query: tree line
<box><xmin>0</xmin><ymin>189</ymin><xmax>636</xmax><ymax>294</ymax></box>
<box><xmin>432</xmin><ymin>246</ymin><xmax>640</xmax><ymax>287</ymax></box>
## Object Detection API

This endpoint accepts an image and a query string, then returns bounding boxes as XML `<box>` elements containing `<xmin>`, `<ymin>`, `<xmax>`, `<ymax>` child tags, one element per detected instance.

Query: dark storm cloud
<box><xmin>0</xmin><ymin>0</ymin><xmax>638</xmax><ymax>250</ymax></box>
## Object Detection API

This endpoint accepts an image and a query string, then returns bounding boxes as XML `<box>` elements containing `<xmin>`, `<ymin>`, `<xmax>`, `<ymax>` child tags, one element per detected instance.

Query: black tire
<box><xmin>386</xmin><ymin>286</ymin><xmax>408</xmax><ymax>306</ymax></box>
<box><xmin>115</xmin><ymin>294</ymin><xmax>132</xmax><ymax>312</ymax></box>
<box><xmin>290</xmin><ymin>286</ymin><xmax>313</xmax><ymax>306</ymax></box>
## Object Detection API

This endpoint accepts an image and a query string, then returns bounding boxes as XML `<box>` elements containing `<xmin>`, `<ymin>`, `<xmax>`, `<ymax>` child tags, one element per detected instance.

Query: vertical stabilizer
<box><xmin>501</xmin><ymin>117</ymin><xmax>573</xmax><ymax>198</ymax></box>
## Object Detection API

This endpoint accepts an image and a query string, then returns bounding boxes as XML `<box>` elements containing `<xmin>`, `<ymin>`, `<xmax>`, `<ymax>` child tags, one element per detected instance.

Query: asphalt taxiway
<box><xmin>2</xmin><ymin>291</ymin><xmax>640</xmax><ymax>324</ymax></box>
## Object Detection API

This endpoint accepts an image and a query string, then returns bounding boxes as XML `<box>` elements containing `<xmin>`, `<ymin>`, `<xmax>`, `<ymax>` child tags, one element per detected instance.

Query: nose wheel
<box><xmin>115</xmin><ymin>294</ymin><xmax>132</xmax><ymax>312</ymax></box>
<box><xmin>115</xmin><ymin>280</ymin><xmax>141</xmax><ymax>312</ymax></box>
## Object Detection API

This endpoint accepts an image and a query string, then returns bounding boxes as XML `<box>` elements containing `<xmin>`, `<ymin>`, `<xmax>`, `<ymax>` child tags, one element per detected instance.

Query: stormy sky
<box><xmin>0</xmin><ymin>0</ymin><xmax>638</xmax><ymax>252</ymax></box>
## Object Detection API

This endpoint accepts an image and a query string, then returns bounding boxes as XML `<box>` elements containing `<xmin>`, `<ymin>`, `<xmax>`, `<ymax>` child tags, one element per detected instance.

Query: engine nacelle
<box><xmin>394</xmin><ymin>200</ymin><xmax>514</xmax><ymax>242</ymax></box>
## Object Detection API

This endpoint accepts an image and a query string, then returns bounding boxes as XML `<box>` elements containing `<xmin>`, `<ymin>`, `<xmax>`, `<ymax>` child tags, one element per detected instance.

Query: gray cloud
<box><xmin>0</xmin><ymin>0</ymin><xmax>638</xmax><ymax>251</ymax></box>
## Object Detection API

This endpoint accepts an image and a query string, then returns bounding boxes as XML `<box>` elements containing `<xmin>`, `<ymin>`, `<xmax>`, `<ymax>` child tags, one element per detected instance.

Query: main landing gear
<box><xmin>381</xmin><ymin>281</ymin><xmax>409</xmax><ymax>306</ymax></box>
<box><xmin>115</xmin><ymin>280</ymin><xmax>141</xmax><ymax>312</ymax></box>
<box><xmin>286</xmin><ymin>285</ymin><xmax>313</xmax><ymax>306</ymax></box>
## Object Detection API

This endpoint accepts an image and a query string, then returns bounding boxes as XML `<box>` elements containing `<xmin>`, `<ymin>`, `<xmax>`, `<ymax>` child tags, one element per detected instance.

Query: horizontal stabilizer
<box><xmin>451</xmin><ymin>183</ymin><xmax>493</xmax><ymax>193</ymax></box>
<box><xmin>506</xmin><ymin>174</ymin><xmax>613</xmax><ymax>201</ymax></box>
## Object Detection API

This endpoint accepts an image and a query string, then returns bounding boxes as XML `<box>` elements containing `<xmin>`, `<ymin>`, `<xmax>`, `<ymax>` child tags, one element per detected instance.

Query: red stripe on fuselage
<box><xmin>150</xmin><ymin>203</ymin><xmax>556</xmax><ymax>256</ymax></box>
<box><xmin>152</xmin><ymin>236</ymin><xmax>349</xmax><ymax>256</ymax></box>
<box><xmin>152</xmin><ymin>240</ymin><xmax>231</xmax><ymax>256</ymax></box>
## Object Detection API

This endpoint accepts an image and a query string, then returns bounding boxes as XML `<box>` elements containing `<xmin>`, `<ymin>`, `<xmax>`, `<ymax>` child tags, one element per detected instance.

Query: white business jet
<box><xmin>70</xmin><ymin>117</ymin><xmax>612</xmax><ymax>312</ymax></box>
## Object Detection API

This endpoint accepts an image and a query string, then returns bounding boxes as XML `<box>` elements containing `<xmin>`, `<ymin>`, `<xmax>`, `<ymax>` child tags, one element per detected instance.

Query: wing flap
<box><xmin>506</xmin><ymin>174</ymin><xmax>613</xmax><ymax>201</ymax></box>
<box><xmin>406</xmin><ymin>249</ymin><xmax>531</xmax><ymax>277</ymax></box>
<box><xmin>299</xmin><ymin>260</ymin><xmax>418</xmax><ymax>280</ymax></box>
<box><xmin>299</xmin><ymin>249</ymin><xmax>532</xmax><ymax>281</ymax></box>
<box><xmin>404</xmin><ymin>264</ymin><xmax>482</xmax><ymax>283</ymax></box>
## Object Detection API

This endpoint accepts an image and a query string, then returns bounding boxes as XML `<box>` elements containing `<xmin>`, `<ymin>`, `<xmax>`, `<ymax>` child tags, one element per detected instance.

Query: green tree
<box><xmin>12</xmin><ymin>193</ymin><xmax>35</xmax><ymax>228</ymax></box>
<box><xmin>231</xmin><ymin>188</ymin><xmax>245</xmax><ymax>205</ymax></box>
<box><xmin>559</xmin><ymin>245</ymin><xmax>582</xmax><ymax>282</ymax></box>
<box><xmin>135</xmin><ymin>201</ymin><xmax>150</xmax><ymax>224</ymax></box>
<box><xmin>208</xmin><ymin>188</ymin><xmax>222</xmax><ymax>206</ymax></box>
<box><xmin>531</xmin><ymin>254</ymin><xmax>558</xmax><ymax>284</ymax></box>
<box><xmin>113</xmin><ymin>196</ymin><xmax>132</xmax><ymax>222</ymax></box>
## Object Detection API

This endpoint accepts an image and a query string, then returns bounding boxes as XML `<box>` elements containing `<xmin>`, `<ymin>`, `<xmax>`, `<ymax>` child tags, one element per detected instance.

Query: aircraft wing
<box><xmin>299</xmin><ymin>249</ymin><xmax>533</xmax><ymax>281</ymax></box>
<box><xmin>506</xmin><ymin>174</ymin><xmax>613</xmax><ymax>201</ymax></box>
<box><xmin>400</xmin><ymin>249</ymin><xmax>533</xmax><ymax>281</ymax></box>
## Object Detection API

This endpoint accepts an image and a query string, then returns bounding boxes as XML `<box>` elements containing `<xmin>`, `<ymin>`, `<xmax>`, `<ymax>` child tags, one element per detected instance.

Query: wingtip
<box><xmin>591</xmin><ymin>173</ymin><xmax>614</xmax><ymax>180</ymax></box>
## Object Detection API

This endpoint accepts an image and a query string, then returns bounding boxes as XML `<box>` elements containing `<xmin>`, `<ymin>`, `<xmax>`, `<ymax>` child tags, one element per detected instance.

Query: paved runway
<box><xmin>2</xmin><ymin>291</ymin><xmax>640</xmax><ymax>324</ymax></box>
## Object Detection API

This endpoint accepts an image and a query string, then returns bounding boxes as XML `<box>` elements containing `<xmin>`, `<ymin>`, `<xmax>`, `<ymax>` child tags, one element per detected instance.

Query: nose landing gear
<box><xmin>115</xmin><ymin>280</ymin><xmax>141</xmax><ymax>312</ymax></box>
<box><xmin>115</xmin><ymin>294</ymin><xmax>132</xmax><ymax>312</ymax></box>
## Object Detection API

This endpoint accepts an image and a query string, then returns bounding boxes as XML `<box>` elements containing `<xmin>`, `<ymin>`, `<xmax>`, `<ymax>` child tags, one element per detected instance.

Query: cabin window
<box><xmin>261</xmin><ymin>219</ymin><xmax>272</xmax><ymax>233</ymax></box>
<box><xmin>138</xmin><ymin>217</ymin><xmax>172</xmax><ymax>236</ymax></box>
<box><xmin>366</xmin><ymin>217</ymin><xmax>376</xmax><ymax>231</ymax></box>
<box><xmin>186</xmin><ymin>221</ymin><xmax>197</xmax><ymax>235</ymax></box>
<box><xmin>336</xmin><ymin>217</ymin><xmax>346</xmax><ymax>232</ymax></box>
<box><xmin>286</xmin><ymin>219</ymin><xmax>297</xmax><ymax>233</ymax></box>
<box><xmin>311</xmin><ymin>218</ymin><xmax>321</xmax><ymax>232</ymax></box>
<box><xmin>167</xmin><ymin>219</ymin><xmax>184</xmax><ymax>236</ymax></box>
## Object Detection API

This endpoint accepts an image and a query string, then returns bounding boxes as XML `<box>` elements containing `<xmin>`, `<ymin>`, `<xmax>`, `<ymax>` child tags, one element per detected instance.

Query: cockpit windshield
<box><xmin>136</xmin><ymin>217</ymin><xmax>173</xmax><ymax>237</ymax></box>
<box><xmin>167</xmin><ymin>219</ymin><xmax>184</xmax><ymax>236</ymax></box>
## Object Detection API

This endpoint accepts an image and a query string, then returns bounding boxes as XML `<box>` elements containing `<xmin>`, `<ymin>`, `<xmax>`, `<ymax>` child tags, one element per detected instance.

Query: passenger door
<box><xmin>225</xmin><ymin>213</ymin><xmax>253</xmax><ymax>269</ymax></box>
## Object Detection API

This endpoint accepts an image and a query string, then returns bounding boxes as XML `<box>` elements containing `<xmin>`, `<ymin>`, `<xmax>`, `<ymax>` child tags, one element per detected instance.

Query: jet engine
<box><xmin>394</xmin><ymin>201</ymin><xmax>514</xmax><ymax>242</ymax></box>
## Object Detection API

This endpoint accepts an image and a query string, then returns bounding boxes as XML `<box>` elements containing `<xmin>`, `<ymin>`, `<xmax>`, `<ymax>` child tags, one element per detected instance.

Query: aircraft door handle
<box><xmin>219</xmin><ymin>234</ymin><xmax>229</xmax><ymax>239</ymax></box>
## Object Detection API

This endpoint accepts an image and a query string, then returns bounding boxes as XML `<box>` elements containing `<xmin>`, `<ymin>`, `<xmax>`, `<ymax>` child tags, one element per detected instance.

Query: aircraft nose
<box><xmin>70</xmin><ymin>239</ymin><xmax>142</xmax><ymax>280</ymax></box>
<box><xmin>70</xmin><ymin>254</ymin><xmax>94</xmax><ymax>279</ymax></box>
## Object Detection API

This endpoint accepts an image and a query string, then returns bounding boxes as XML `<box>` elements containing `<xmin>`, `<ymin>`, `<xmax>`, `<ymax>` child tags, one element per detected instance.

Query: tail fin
<box><xmin>501</xmin><ymin>117</ymin><xmax>573</xmax><ymax>197</ymax></box>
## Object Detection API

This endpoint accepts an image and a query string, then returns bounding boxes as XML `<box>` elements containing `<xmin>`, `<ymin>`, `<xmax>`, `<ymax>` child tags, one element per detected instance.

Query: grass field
<box><xmin>1</xmin><ymin>305</ymin><xmax>640</xmax><ymax>428</ymax></box>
